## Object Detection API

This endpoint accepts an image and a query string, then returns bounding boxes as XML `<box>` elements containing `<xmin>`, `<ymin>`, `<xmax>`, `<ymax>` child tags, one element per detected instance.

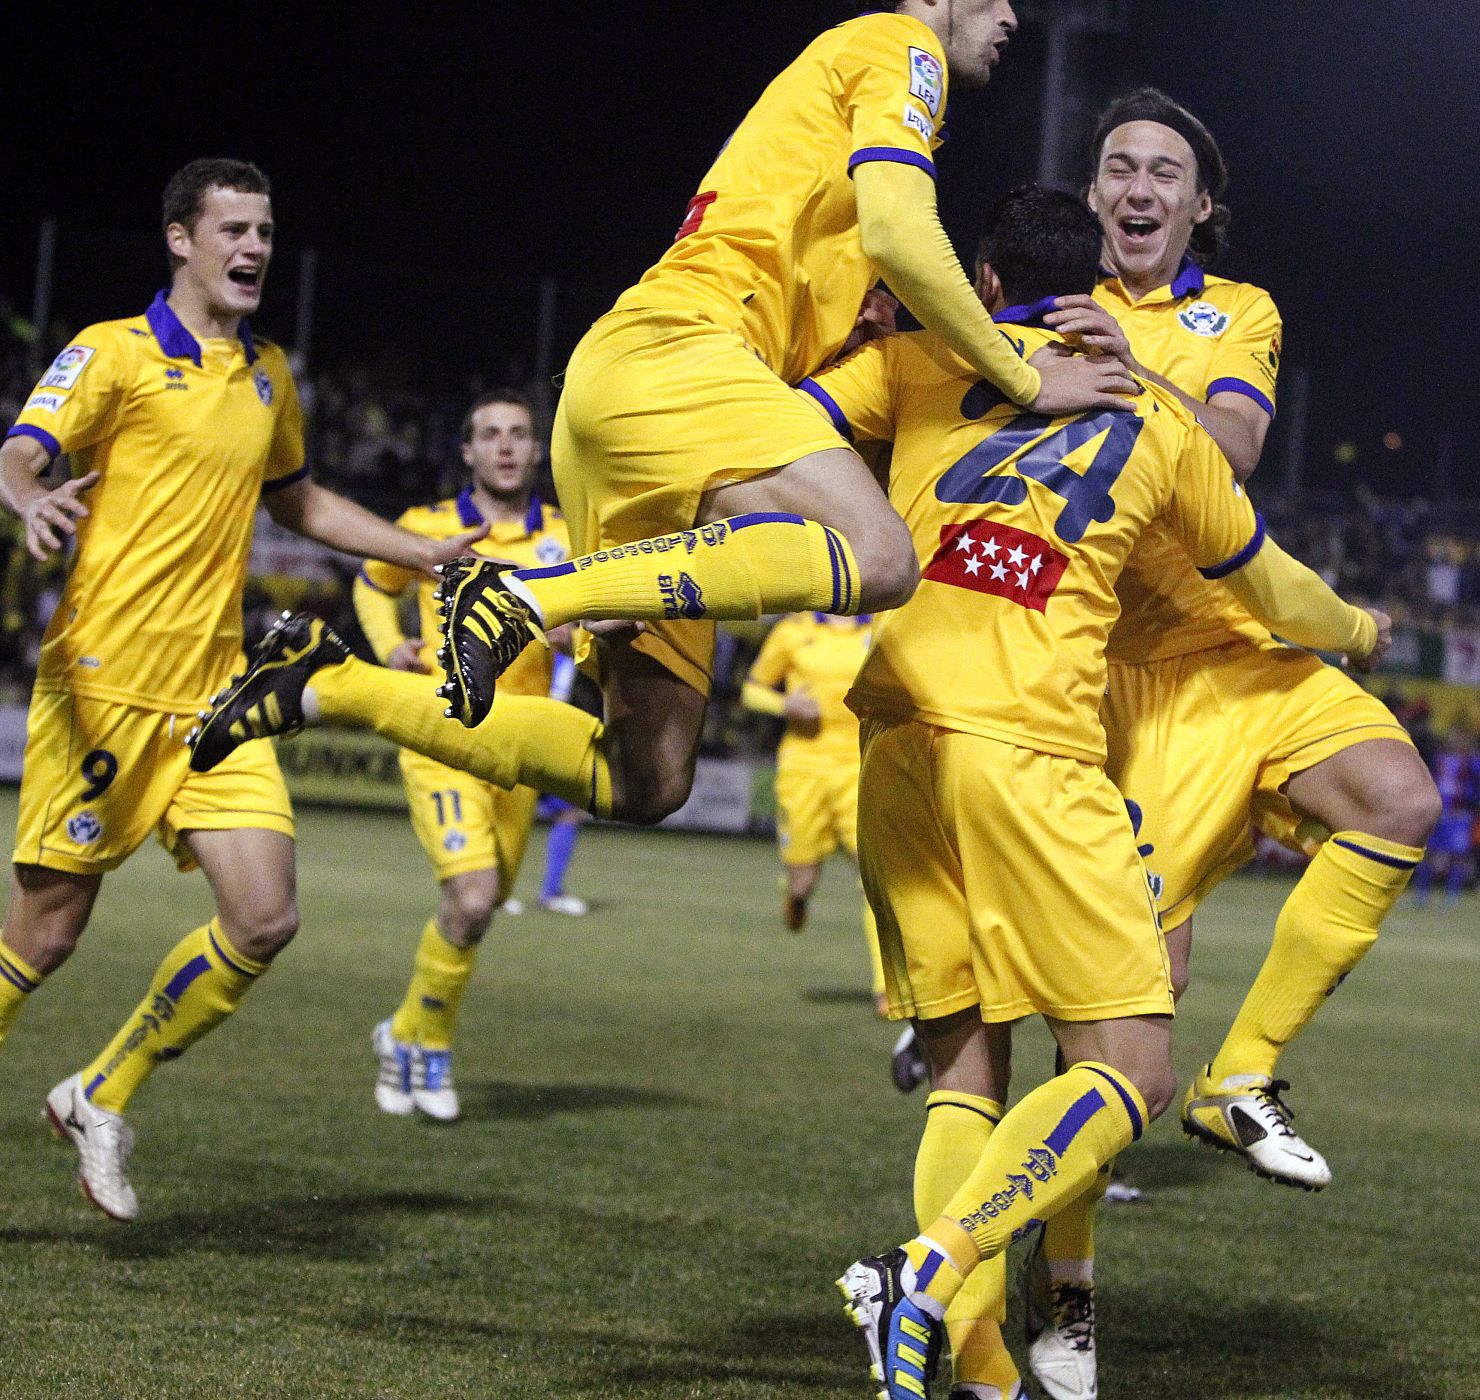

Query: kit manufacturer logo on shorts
<box><xmin>41</xmin><ymin>345</ymin><xmax>96</xmax><ymax>390</ymax></box>
<box><xmin>1177</xmin><ymin>301</ymin><xmax>1230</xmax><ymax>337</ymax></box>
<box><xmin>535</xmin><ymin>538</ymin><xmax>569</xmax><ymax>567</ymax></box>
<box><xmin>254</xmin><ymin>367</ymin><xmax>273</xmax><ymax>405</ymax></box>
<box><xmin>442</xmin><ymin>829</ymin><xmax>467</xmax><ymax>853</ymax></box>
<box><xmin>908</xmin><ymin>47</ymin><xmax>944</xmax><ymax>115</ymax></box>
<box><xmin>67</xmin><ymin>811</ymin><xmax>103</xmax><ymax>846</ymax></box>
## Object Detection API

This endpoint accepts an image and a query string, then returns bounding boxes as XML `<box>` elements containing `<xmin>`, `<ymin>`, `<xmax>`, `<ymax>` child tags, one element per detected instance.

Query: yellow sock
<box><xmin>509</xmin><ymin>514</ymin><xmax>862</xmax><ymax>629</ymax></box>
<box><xmin>1211</xmin><ymin>831</ymin><xmax>1423</xmax><ymax>1083</ymax></box>
<box><xmin>390</xmin><ymin>918</ymin><xmax>477</xmax><ymax>1051</ymax></box>
<box><xmin>82</xmin><ymin>920</ymin><xmax>268</xmax><ymax>1114</ymax></box>
<box><xmin>310</xmin><ymin>659</ymin><xmax>612</xmax><ymax>817</ymax></box>
<box><xmin>1041</xmin><ymin>1159</ymin><xmax>1113</xmax><ymax>1285</ymax></box>
<box><xmin>862</xmin><ymin>900</ymin><xmax>886</xmax><ymax>1003</ymax></box>
<box><xmin>0</xmin><ymin>937</ymin><xmax>44</xmax><ymax>1042</ymax></box>
<box><xmin>907</xmin><ymin>1062</ymin><xmax>1145</xmax><ymax>1313</ymax></box>
<box><xmin>914</xmin><ymin>1092</ymin><xmax>1018</xmax><ymax>1393</ymax></box>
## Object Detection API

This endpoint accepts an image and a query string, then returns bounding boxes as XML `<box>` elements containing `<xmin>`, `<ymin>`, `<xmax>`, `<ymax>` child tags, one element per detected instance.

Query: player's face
<box><xmin>462</xmin><ymin>402</ymin><xmax>540</xmax><ymax>499</ymax></box>
<box><xmin>168</xmin><ymin>188</ymin><xmax>274</xmax><ymax>320</ymax></box>
<box><xmin>1089</xmin><ymin>121</ymin><xmax>1212</xmax><ymax>288</ymax></box>
<box><xmin>933</xmin><ymin>0</ymin><xmax>1018</xmax><ymax>90</ymax></box>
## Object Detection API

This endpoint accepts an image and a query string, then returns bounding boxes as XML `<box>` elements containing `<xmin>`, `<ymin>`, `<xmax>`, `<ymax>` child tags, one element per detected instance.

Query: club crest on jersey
<box><xmin>535</xmin><ymin>538</ymin><xmax>568</xmax><ymax>567</ymax></box>
<box><xmin>253</xmin><ymin>367</ymin><xmax>274</xmax><ymax>405</ymax></box>
<box><xmin>67</xmin><ymin>811</ymin><xmax>103</xmax><ymax>846</ymax></box>
<box><xmin>41</xmin><ymin>345</ymin><xmax>95</xmax><ymax>390</ymax></box>
<box><xmin>1177</xmin><ymin>301</ymin><xmax>1230</xmax><ymax>337</ymax></box>
<box><xmin>908</xmin><ymin>46</ymin><xmax>944</xmax><ymax>116</ymax></box>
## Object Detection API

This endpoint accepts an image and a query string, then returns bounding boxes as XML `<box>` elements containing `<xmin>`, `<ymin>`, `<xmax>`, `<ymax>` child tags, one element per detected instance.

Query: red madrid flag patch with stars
<box><xmin>923</xmin><ymin>520</ymin><xmax>1069</xmax><ymax>613</ymax></box>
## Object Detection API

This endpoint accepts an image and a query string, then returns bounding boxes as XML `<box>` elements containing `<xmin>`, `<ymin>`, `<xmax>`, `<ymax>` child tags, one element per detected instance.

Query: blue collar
<box><xmin>992</xmin><ymin>295</ymin><xmax>1061</xmax><ymax>329</ymax></box>
<box><xmin>145</xmin><ymin>290</ymin><xmax>258</xmax><ymax>367</ymax></box>
<box><xmin>457</xmin><ymin>487</ymin><xmax>543</xmax><ymax>535</ymax></box>
<box><xmin>1097</xmin><ymin>254</ymin><xmax>1206</xmax><ymax>301</ymax></box>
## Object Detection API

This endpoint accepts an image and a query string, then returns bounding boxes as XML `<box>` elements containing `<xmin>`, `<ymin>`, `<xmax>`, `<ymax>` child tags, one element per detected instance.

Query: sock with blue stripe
<box><xmin>913</xmin><ymin>1091</ymin><xmax>1020</xmax><ymax>1396</ymax></box>
<box><xmin>540</xmin><ymin>813</ymin><xmax>581</xmax><ymax>901</ymax></box>
<box><xmin>906</xmin><ymin>1062</ymin><xmax>1147</xmax><ymax>1311</ymax></box>
<box><xmin>1210</xmin><ymin>831</ymin><xmax>1423</xmax><ymax>1083</ymax></box>
<box><xmin>506</xmin><ymin>514</ymin><xmax>863</xmax><ymax>630</ymax></box>
<box><xmin>390</xmin><ymin>917</ymin><xmax>476</xmax><ymax>1051</ymax></box>
<box><xmin>0</xmin><ymin>937</ymin><xmax>44</xmax><ymax>1042</ymax></box>
<box><xmin>81</xmin><ymin>919</ymin><xmax>268</xmax><ymax>1114</ymax></box>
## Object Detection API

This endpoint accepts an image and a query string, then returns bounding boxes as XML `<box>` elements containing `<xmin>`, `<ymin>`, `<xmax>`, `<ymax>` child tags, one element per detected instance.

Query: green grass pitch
<box><xmin>0</xmin><ymin>794</ymin><xmax>1474</xmax><ymax>1398</ymax></box>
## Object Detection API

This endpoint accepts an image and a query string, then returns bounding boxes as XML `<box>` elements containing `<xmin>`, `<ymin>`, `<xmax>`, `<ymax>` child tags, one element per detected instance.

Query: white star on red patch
<box><xmin>981</xmin><ymin>538</ymin><xmax>1001</xmax><ymax>559</ymax></box>
<box><xmin>990</xmin><ymin>562</ymin><xmax>1008</xmax><ymax>581</ymax></box>
<box><xmin>1007</xmin><ymin>545</ymin><xmax>1027</xmax><ymax>568</ymax></box>
<box><xmin>964</xmin><ymin>556</ymin><xmax>983</xmax><ymax>575</ymax></box>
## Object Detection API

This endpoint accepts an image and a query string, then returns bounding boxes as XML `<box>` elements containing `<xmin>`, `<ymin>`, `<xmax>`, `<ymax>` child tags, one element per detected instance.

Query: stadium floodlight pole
<box><xmin>532</xmin><ymin>275</ymin><xmax>559</xmax><ymax>442</ymax></box>
<box><xmin>294</xmin><ymin>247</ymin><xmax>318</xmax><ymax>377</ymax></box>
<box><xmin>1281</xmin><ymin>363</ymin><xmax>1309</xmax><ymax>501</ymax></box>
<box><xmin>28</xmin><ymin>217</ymin><xmax>57</xmax><ymax>380</ymax></box>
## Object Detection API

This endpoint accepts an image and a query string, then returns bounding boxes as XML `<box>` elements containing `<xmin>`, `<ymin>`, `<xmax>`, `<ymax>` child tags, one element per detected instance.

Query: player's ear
<box><xmin>165</xmin><ymin>221</ymin><xmax>192</xmax><ymax>263</ymax></box>
<box><xmin>974</xmin><ymin>260</ymin><xmax>1004</xmax><ymax>313</ymax></box>
<box><xmin>1191</xmin><ymin>189</ymin><xmax>1213</xmax><ymax>226</ymax></box>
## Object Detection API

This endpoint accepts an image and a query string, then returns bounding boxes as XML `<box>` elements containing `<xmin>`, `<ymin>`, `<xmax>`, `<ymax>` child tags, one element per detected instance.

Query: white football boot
<box><xmin>372</xmin><ymin>1019</ymin><xmax>415</xmax><ymax>1116</ymax></box>
<box><xmin>1022</xmin><ymin>1228</ymin><xmax>1097</xmax><ymax>1400</ymax></box>
<box><xmin>538</xmin><ymin>894</ymin><xmax>589</xmax><ymax>917</ymax></box>
<box><xmin>1182</xmin><ymin>1068</ymin><xmax>1332</xmax><ymax>1190</ymax></box>
<box><xmin>412</xmin><ymin>1046</ymin><xmax>460</xmax><ymax>1122</ymax></box>
<box><xmin>45</xmin><ymin>1073</ymin><xmax>139</xmax><ymax>1222</ymax></box>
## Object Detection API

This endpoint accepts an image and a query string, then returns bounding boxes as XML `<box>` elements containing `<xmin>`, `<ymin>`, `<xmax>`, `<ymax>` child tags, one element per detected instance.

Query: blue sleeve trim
<box><xmin>5</xmin><ymin>424</ymin><xmax>61</xmax><ymax>461</ymax></box>
<box><xmin>356</xmin><ymin>567</ymin><xmax>396</xmax><ymax>596</ymax></box>
<box><xmin>847</xmin><ymin>146</ymin><xmax>937</xmax><ymax>180</ymax></box>
<box><xmin>1207</xmin><ymin>377</ymin><xmax>1275</xmax><ymax>418</ymax></box>
<box><xmin>729</xmin><ymin>511</ymin><xmax>807</xmax><ymax>531</ymax></box>
<box><xmin>261</xmin><ymin>465</ymin><xmax>310</xmax><ymax>494</ymax></box>
<box><xmin>1332</xmin><ymin>838</ymin><xmax>1421</xmax><ymax>871</ymax></box>
<box><xmin>1199</xmin><ymin>512</ymin><xmax>1267</xmax><ymax>581</ymax></box>
<box><xmin>797</xmin><ymin>377</ymin><xmax>855</xmax><ymax>444</ymax></box>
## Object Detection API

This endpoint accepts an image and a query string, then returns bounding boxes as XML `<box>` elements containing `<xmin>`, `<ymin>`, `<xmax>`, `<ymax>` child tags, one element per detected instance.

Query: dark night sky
<box><xmin>5</xmin><ymin>2</ymin><xmax>1477</xmax><ymax>497</ymax></box>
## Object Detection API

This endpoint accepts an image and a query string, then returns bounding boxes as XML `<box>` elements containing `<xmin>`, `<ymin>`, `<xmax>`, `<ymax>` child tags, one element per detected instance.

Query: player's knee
<box><xmin>1133</xmin><ymin>1063</ymin><xmax>1178</xmax><ymax>1122</ymax></box>
<box><xmin>440</xmin><ymin>873</ymin><xmax>500</xmax><ymax>944</ymax></box>
<box><xmin>610</xmin><ymin>782</ymin><xmax>687</xmax><ymax>826</ymax></box>
<box><xmin>1390</xmin><ymin>772</ymin><xmax>1443</xmax><ymax>848</ymax></box>
<box><xmin>850</xmin><ymin>514</ymin><xmax>919</xmax><ymax>612</ymax></box>
<box><xmin>1169</xmin><ymin>963</ymin><xmax>1191</xmax><ymax>1003</ymax></box>
<box><xmin>219</xmin><ymin>900</ymin><xmax>299</xmax><ymax>962</ymax></box>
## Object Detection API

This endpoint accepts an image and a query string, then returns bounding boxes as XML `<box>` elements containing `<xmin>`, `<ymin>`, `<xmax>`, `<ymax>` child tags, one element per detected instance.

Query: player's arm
<box><xmin>852</xmin><ymin>163</ymin><xmax>1134</xmax><ymax>416</ymax></box>
<box><xmin>1047</xmin><ymin>292</ymin><xmax>1276</xmax><ymax>480</ymax></box>
<box><xmin>1169</xmin><ymin>428</ymin><xmax>1383</xmax><ymax>667</ymax></box>
<box><xmin>742</xmin><ymin>623</ymin><xmax>792</xmax><ymax>717</ymax></box>
<box><xmin>0</xmin><ymin>436</ymin><xmax>98</xmax><ymax>561</ymax></box>
<box><xmin>351</xmin><ymin>521</ymin><xmax>423</xmax><ymax>668</ymax></box>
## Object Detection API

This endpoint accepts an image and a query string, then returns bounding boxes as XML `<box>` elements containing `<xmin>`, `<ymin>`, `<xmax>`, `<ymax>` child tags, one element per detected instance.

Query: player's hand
<box><xmin>20</xmin><ymin>471</ymin><xmax>98</xmax><ymax>561</ymax></box>
<box><xmin>837</xmin><ymin>288</ymin><xmax>900</xmax><ymax>358</ymax></box>
<box><xmin>1027</xmin><ymin>344</ymin><xmax>1139</xmax><ymax>416</ymax></box>
<box><xmin>582</xmin><ymin>619</ymin><xmax>646</xmax><ymax>639</ymax></box>
<box><xmin>420</xmin><ymin>527</ymin><xmax>490</xmax><ymax>577</ymax></box>
<box><xmin>385</xmin><ymin>639</ymin><xmax>431</xmax><ymax>674</ymax></box>
<box><xmin>1043</xmin><ymin>296</ymin><xmax>1139</xmax><ymax>373</ymax></box>
<box><xmin>1347</xmin><ymin>608</ymin><xmax>1392</xmax><ymax>674</ymax></box>
<box><xmin>784</xmin><ymin>688</ymin><xmax>822</xmax><ymax>736</ymax></box>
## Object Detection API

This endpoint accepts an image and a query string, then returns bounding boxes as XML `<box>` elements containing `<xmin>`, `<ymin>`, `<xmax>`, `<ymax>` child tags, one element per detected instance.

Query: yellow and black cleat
<box><xmin>433</xmin><ymin>557</ymin><xmax>545</xmax><ymax>728</ymax></box>
<box><xmin>186</xmin><ymin>612</ymin><xmax>349</xmax><ymax>772</ymax></box>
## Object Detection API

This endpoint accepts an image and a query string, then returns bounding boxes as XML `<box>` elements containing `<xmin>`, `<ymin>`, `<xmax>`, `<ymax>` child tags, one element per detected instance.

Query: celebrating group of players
<box><xmin>0</xmin><ymin>2</ymin><xmax>1440</xmax><ymax>1396</ymax></box>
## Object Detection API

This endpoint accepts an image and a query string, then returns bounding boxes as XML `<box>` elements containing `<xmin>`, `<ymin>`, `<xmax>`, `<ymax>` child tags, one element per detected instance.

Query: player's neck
<box><xmin>1114</xmin><ymin>256</ymin><xmax>1183</xmax><ymax>304</ymax></box>
<box><xmin>471</xmin><ymin>483</ymin><xmax>528</xmax><ymax>527</ymax></box>
<box><xmin>166</xmin><ymin>284</ymin><xmax>240</xmax><ymax>343</ymax></box>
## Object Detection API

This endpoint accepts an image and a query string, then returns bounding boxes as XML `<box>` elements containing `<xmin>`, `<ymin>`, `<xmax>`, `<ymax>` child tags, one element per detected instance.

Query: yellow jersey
<box><xmin>614</xmin><ymin>11</ymin><xmax>947</xmax><ymax>386</ymax></box>
<box><xmin>746</xmin><ymin>612</ymin><xmax>873</xmax><ymax>772</ymax></box>
<box><xmin>6</xmin><ymin>292</ymin><xmax>305</xmax><ymax>711</ymax></box>
<box><xmin>803</xmin><ymin>310</ymin><xmax>1261</xmax><ymax>763</ymax></box>
<box><xmin>358</xmin><ymin>490</ymin><xmax>570</xmax><ymax>699</ymax></box>
<box><xmin>1096</xmin><ymin>258</ymin><xmax>1282</xmax><ymax>662</ymax></box>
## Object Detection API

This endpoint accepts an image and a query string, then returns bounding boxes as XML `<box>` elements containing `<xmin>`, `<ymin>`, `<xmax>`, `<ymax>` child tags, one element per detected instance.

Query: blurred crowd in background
<box><xmin>3</xmin><ymin>298</ymin><xmax>1479</xmax><ymax>887</ymax></box>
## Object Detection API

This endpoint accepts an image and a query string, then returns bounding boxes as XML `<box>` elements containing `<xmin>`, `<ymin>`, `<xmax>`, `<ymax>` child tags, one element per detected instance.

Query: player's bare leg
<box><xmin>1186</xmin><ymin>738</ymin><xmax>1438</xmax><ymax>1189</ymax></box>
<box><xmin>186</xmin><ymin>827</ymin><xmax>299</xmax><ymax>965</ymax></box>
<box><xmin>1</xmin><ymin>865</ymin><xmax>101</xmax><ymax>982</ymax></box>
<box><xmin>782</xmin><ymin>861</ymin><xmax>820</xmax><ymax>932</ymax></box>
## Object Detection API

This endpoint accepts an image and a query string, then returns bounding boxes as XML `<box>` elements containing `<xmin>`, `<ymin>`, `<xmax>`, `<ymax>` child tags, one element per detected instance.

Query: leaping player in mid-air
<box><xmin>189</xmin><ymin>2</ymin><xmax>1134</xmax><ymax>836</ymax></box>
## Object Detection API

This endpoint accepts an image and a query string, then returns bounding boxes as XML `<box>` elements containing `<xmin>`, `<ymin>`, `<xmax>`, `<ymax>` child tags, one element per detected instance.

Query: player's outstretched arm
<box><xmin>264</xmin><ymin>477</ymin><xmax>487</xmax><ymax>577</ymax></box>
<box><xmin>1220</xmin><ymin>536</ymin><xmax>1385</xmax><ymax>669</ymax></box>
<box><xmin>0</xmin><ymin>436</ymin><xmax>98</xmax><ymax>562</ymax></box>
<box><xmin>852</xmin><ymin>162</ymin><xmax>1136</xmax><ymax>414</ymax></box>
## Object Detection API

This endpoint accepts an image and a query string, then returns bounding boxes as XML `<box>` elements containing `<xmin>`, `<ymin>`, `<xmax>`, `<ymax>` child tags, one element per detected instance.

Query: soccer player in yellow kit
<box><xmin>804</xmin><ymin>186</ymin><xmax>1386</xmax><ymax>1400</ymax></box>
<box><xmin>742</xmin><ymin>612</ymin><xmax>888</xmax><ymax>996</ymax></box>
<box><xmin>1020</xmin><ymin>88</ymin><xmax>1442</xmax><ymax>1398</ymax></box>
<box><xmin>354</xmin><ymin>389</ymin><xmax>572</xmax><ymax>1122</ymax></box>
<box><xmin>186</xmin><ymin>4</ymin><xmax>1139</xmax><ymax>831</ymax></box>
<box><xmin>0</xmin><ymin>160</ymin><xmax>482</xmax><ymax>1220</ymax></box>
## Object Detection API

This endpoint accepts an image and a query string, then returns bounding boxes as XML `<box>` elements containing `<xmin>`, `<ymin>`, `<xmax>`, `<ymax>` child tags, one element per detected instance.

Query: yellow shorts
<box><xmin>857</xmin><ymin>717</ymin><xmax>1173</xmax><ymax>1025</ymax></box>
<box><xmin>1103</xmin><ymin>639</ymin><xmax>1413</xmax><ymax>924</ymax></box>
<box><xmin>400</xmin><ymin>748</ymin><xmax>538</xmax><ymax>885</ymax></box>
<box><xmin>552</xmin><ymin>304</ymin><xmax>846</xmax><ymax>694</ymax></box>
<box><xmin>775</xmin><ymin>761</ymin><xmax>859</xmax><ymax>866</ymax></box>
<box><xmin>13</xmin><ymin>689</ymin><xmax>294</xmax><ymax>875</ymax></box>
